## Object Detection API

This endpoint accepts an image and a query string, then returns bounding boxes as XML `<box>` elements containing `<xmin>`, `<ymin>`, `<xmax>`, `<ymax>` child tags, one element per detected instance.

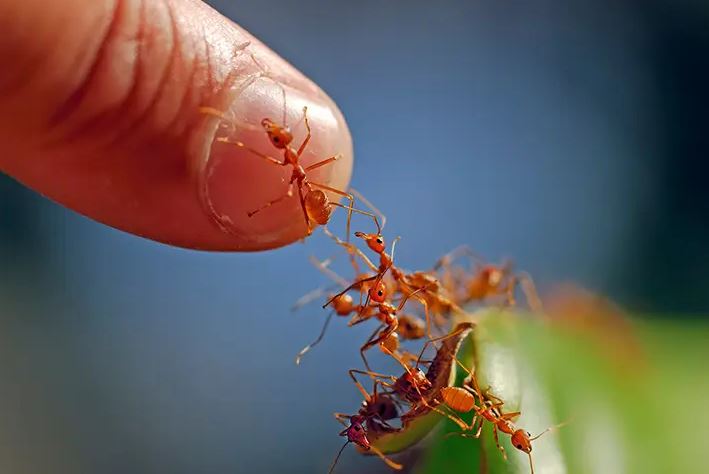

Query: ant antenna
<box><xmin>528</xmin><ymin>452</ymin><xmax>535</xmax><ymax>474</ymax></box>
<box><xmin>530</xmin><ymin>418</ymin><xmax>571</xmax><ymax>441</ymax></box>
<box><xmin>370</xmin><ymin>445</ymin><xmax>403</xmax><ymax>470</ymax></box>
<box><xmin>327</xmin><ymin>440</ymin><xmax>349</xmax><ymax>474</ymax></box>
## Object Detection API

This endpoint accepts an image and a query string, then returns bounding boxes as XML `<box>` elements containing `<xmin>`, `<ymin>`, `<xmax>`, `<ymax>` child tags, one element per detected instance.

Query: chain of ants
<box><xmin>199</xmin><ymin>51</ymin><xmax>561</xmax><ymax>474</ymax></box>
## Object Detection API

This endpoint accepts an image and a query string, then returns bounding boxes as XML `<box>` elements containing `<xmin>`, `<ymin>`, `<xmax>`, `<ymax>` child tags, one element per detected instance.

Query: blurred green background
<box><xmin>1</xmin><ymin>1</ymin><xmax>708</xmax><ymax>473</ymax></box>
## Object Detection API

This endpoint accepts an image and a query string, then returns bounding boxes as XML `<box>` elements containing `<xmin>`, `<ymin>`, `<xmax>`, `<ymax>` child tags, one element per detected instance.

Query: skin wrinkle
<box><xmin>58</xmin><ymin>0</ymin><xmax>144</xmax><ymax>147</ymax></box>
<box><xmin>120</xmin><ymin>0</ymin><xmax>180</xmax><ymax>140</ymax></box>
<box><xmin>102</xmin><ymin>0</ymin><xmax>148</xmax><ymax>146</ymax></box>
<box><xmin>48</xmin><ymin>0</ymin><xmax>124</xmax><ymax>128</ymax></box>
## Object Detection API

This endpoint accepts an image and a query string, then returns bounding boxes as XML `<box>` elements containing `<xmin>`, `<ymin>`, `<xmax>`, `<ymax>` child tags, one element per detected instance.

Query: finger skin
<box><xmin>0</xmin><ymin>0</ymin><xmax>353</xmax><ymax>251</ymax></box>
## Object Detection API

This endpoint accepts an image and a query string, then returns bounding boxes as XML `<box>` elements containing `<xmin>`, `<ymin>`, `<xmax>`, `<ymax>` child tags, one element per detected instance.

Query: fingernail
<box><xmin>195</xmin><ymin>62</ymin><xmax>352</xmax><ymax>250</ymax></box>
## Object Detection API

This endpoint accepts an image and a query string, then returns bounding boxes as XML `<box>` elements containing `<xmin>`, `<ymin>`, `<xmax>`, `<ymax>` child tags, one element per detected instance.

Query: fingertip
<box><xmin>193</xmin><ymin>62</ymin><xmax>353</xmax><ymax>251</ymax></box>
<box><xmin>0</xmin><ymin>0</ymin><xmax>353</xmax><ymax>252</ymax></box>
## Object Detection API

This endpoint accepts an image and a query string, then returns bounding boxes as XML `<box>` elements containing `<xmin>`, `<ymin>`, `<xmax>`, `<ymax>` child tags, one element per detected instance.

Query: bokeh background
<box><xmin>1</xmin><ymin>1</ymin><xmax>708</xmax><ymax>473</ymax></box>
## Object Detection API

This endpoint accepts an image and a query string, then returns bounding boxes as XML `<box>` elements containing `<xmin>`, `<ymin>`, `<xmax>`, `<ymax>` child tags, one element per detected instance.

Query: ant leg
<box><xmin>296</xmin><ymin>183</ymin><xmax>312</xmax><ymax>233</ymax></box>
<box><xmin>295</xmin><ymin>310</ymin><xmax>335</xmax><ymax>365</ymax></box>
<box><xmin>323</xmin><ymin>275</ymin><xmax>379</xmax><ymax>308</ymax></box>
<box><xmin>415</xmin><ymin>324</ymin><xmax>472</xmax><ymax>369</ymax></box>
<box><xmin>411</xmin><ymin>292</ymin><xmax>434</xmax><ymax>340</ymax></box>
<box><xmin>304</xmin><ymin>155</ymin><xmax>340</xmax><ymax>173</ymax></box>
<box><xmin>329</xmin><ymin>202</ymin><xmax>383</xmax><ymax>237</ymax></box>
<box><xmin>350</xmin><ymin>188</ymin><xmax>387</xmax><ymax>232</ymax></box>
<box><xmin>499</xmin><ymin>411</ymin><xmax>521</xmax><ymax>421</ymax></box>
<box><xmin>434</xmin><ymin>245</ymin><xmax>486</xmax><ymax>271</ymax></box>
<box><xmin>348</xmin><ymin>311</ymin><xmax>376</xmax><ymax>327</ymax></box>
<box><xmin>308</xmin><ymin>255</ymin><xmax>351</xmax><ymax>288</ymax></box>
<box><xmin>247</xmin><ymin>183</ymin><xmax>294</xmax><ymax>217</ymax></box>
<box><xmin>296</xmin><ymin>106</ymin><xmax>312</xmax><ymax>157</ymax></box>
<box><xmin>348</xmin><ymin>369</ymin><xmax>396</xmax><ymax>400</ymax></box>
<box><xmin>492</xmin><ymin>424</ymin><xmax>507</xmax><ymax>460</ymax></box>
<box><xmin>427</xmin><ymin>404</ymin><xmax>474</xmax><ymax>431</ymax></box>
<box><xmin>359</xmin><ymin>325</ymin><xmax>387</xmax><ymax>372</ymax></box>
<box><xmin>322</xmin><ymin>226</ymin><xmax>379</xmax><ymax>272</ymax></box>
<box><xmin>334</xmin><ymin>412</ymin><xmax>351</xmax><ymax>426</ymax></box>
<box><xmin>214</xmin><ymin>137</ymin><xmax>284</xmax><ymax>166</ymax></box>
<box><xmin>505</xmin><ymin>279</ymin><xmax>518</xmax><ymax>307</ymax></box>
<box><xmin>516</xmin><ymin>271</ymin><xmax>543</xmax><ymax>312</ymax></box>
<box><xmin>449</xmin><ymin>414</ymin><xmax>484</xmax><ymax>439</ymax></box>
<box><xmin>369</xmin><ymin>446</ymin><xmax>404</xmax><ymax>471</ymax></box>
<box><xmin>291</xmin><ymin>284</ymin><xmax>338</xmax><ymax>311</ymax></box>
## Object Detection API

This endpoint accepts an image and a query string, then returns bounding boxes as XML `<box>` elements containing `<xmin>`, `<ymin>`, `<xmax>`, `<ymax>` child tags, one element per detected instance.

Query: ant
<box><xmin>294</xmin><ymin>292</ymin><xmax>376</xmax><ymax>365</ymax></box>
<box><xmin>328</xmin><ymin>372</ymin><xmax>403</xmax><ymax>473</ymax></box>
<box><xmin>348</xmin><ymin>323</ymin><xmax>476</xmax><ymax>432</ymax></box>
<box><xmin>329</xmin><ymin>378</ymin><xmax>404</xmax><ymax>472</ymax></box>
<box><xmin>323</xmin><ymin>234</ymin><xmax>446</xmax><ymax>344</ymax></box>
<box><xmin>440</xmin><ymin>359</ymin><xmax>566</xmax><ymax>474</ymax></box>
<box><xmin>292</xmin><ymin>256</ymin><xmax>382</xmax><ymax>365</ymax></box>
<box><xmin>200</xmin><ymin>56</ymin><xmax>381</xmax><ymax>238</ymax></box>
<box><xmin>348</xmin><ymin>278</ymin><xmax>434</xmax><ymax>371</ymax></box>
<box><xmin>435</xmin><ymin>245</ymin><xmax>542</xmax><ymax>312</ymax></box>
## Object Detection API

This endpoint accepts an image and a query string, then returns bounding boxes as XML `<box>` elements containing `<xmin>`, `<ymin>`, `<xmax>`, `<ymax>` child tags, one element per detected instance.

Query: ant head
<box><xmin>355</xmin><ymin>232</ymin><xmax>386</xmax><ymax>254</ymax></box>
<box><xmin>369</xmin><ymin>281</ymin><xmax>387</xmax><ymax>303</ymax></box>
<box><xmin>511</xmin><ymin>429</ymin><xmax>532</xmax><ymax>453</ymax></box>
<box><xmin>261</xmin><ymin>118</ymin><xmax>292</xmax><ymax>148</ymax></box>
<box><xmin>344</xmin><ymin>417</ymin><xmax>370</xmax><ymax>450</ymax></box>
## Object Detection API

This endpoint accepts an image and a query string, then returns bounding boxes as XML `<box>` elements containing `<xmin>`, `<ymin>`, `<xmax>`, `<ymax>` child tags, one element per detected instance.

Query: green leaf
<box><xmin>411</xmin><ymin>311</ymin><xmax>709</xmax><ymax>474</ymax></box>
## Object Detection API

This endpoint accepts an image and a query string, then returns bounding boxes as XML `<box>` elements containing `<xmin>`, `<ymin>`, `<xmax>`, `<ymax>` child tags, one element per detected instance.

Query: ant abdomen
<box><xmin>304</xmin><ymin>189</ymin><xmax>332</xmax><ymax>225</ymax></box>
<box><xmin>441</xmin><ymin>387</ymin><xmax>476</xmax><ymax>413</ymax></box>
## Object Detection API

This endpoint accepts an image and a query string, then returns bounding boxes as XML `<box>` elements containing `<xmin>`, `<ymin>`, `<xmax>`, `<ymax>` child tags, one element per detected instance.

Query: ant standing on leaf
<box><xmin>440</xmin><ymin>359</ymin><xmax>568</xmax><ymax>474</ymax></box>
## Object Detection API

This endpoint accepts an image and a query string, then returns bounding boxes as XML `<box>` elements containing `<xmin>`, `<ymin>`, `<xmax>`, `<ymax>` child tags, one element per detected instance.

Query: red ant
<box><xmin>200</xmin><ymin>57</ymin><xmax>381</xmax><ymax>238</ymax></box>
<box><xmin>347</xmin><ymin>323</ymin><xmax>476</xmax><ymax>432</ymax></box>
<box><xmin>435</xmin><ymin>245</ymin><xmax>542</xmax><ymax>312</ymax></box>
<box><xmin>328</xmin><ymin>405</ymin><xmax>404</xmax><ymax>474</ymax></box>
<box><xmin>440</xmin><ymin>359</ymin><xmax>566</xmax><ymax>474</ymax></box>
<box><xmin>323</xmin><ymin>235</ymin><xmax>443</xmax><ymax>347</ymax></box>
<box><xmin>328</xmin><ymin>415</ymin><xmax>403</xmax><ymax>473</ymax></box>
<box><xmin>329</xmin><ymin>382</ymin><xmax>404</xmax><ymax>472</ymax></box>
<box><xmin>348</xmin><ymin>277</ymin><xmax>435</xmax><ymax>371</ymax></box>
<box><xmin>330</xmin><ymin>325</ymin><xmax>472</xmax><ymax>473</ymax></box>
<box><xmin>292</xmin><ymin>256</ymin><xmax>382</xmax><ymax>365</ymax></box>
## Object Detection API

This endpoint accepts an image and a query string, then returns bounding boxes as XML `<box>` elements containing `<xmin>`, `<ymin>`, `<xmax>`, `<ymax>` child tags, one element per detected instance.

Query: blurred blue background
<box><xmin>1</xmin><ymin>1</ymin><xmax>708</xmax><ymax>473</ymax></box>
